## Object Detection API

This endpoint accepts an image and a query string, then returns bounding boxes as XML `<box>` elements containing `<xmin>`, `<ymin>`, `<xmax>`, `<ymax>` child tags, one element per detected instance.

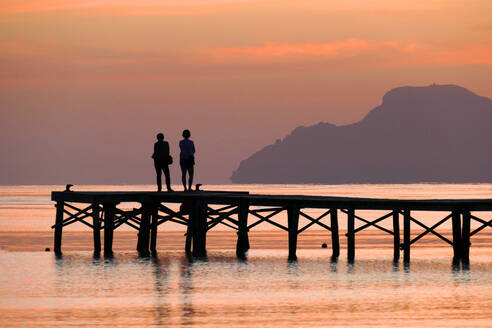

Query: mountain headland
<box><xmin>231</xmin><ymin>84</ymin><xmax>492</xmax><ymax>184</ymax></box>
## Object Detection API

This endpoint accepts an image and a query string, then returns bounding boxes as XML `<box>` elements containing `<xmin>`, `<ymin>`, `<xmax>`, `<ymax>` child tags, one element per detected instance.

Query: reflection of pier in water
<box><xmin>51</xmin><ymin>190</ymin><xmax>492</xmax><ymax>265</ymax></box>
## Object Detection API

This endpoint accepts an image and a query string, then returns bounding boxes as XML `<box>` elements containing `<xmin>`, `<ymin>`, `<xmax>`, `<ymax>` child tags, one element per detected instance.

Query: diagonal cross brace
<box><xmin>113</xmin><ymin>214</ymin><xmax>140</xmax><ymax>230</ymax></box>
<box><xmin>62</xmin><ymin>209</ymin><xmax>94</xmax><ymax>229</ymax></box>
<box><xmin>158</xmin><ymin>204</ymin><xmax>189</xmax><ymax>225</ymax></box>
<box><xmin>51</xmin><ymin>203</ymin><xmax>94</xmax><ymax>229</ymax></box>
<box><xmin>470</xmin><ymin>214</ymin><xmax>492</xmax><ymax>236</ymax></box>
<box><xmin>56</xmin><ymin>211</ymin><xmax>92</xmax><ymax>228</ymax></box>
<box><xmin>248</xmin><ymin>208</ymin><xmax>287</xmax><ymax>231</ymax></box>
<box><xmin>250</xmin><ymin>207</ymin><xmax>285</xmax><ymax>214</ymax></box>
<box><xmin>402</xmin><ymin>211</ymin><xmax>453</xmax><ymax>245</ymax></box>
<box><xmin>207</xmin><ymin>208</ymin><xmax>239</xmax><ymax>231</ymax></box>
<box><xmin>156</xmin><ymin>215</ymin><xmax>188</xmax><ymax>226</ymax></box>
<box><xmin>113</xmin><ymin>208</ymin><xmax>142</xmax><ymax>227</ymax></box>
<box><xmin>341</xmin><ymin>209</ymin><xmax>394</xmax><ymax>235</ymax></box>
<box><xmin>207</xmin><ymin>206</ymin><xmax>239</xmax><ymax>225</ymax></box>
<box><xmin>409</xmin><ymin>213</ymin><xmax>453</xmax><ymax>245</ymax></box>
<box><xmin>353</xmin><ymin>211</ymin><xmax>394</xmax><ymax>235</ymax></box>
<box><xmin>298</xmin><ymin>209</ymin><xmax>332</xmax><ymax>233</ymax></box>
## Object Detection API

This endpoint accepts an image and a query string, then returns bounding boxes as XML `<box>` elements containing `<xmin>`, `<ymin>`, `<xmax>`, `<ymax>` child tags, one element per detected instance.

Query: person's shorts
<box><xmin>180</xmin><ymin>157</ymin><xmax>194</xmax><ymax>169</ymax></box>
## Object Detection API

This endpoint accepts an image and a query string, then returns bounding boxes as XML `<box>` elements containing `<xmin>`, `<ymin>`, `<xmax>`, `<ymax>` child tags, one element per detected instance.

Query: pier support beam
<box><xmin>393</xmin><ymin>210</ymin><xmax>400</xmax><ymax>262</ymax></box>
<box><xmin>191</xmin><ymin>200</ymin><xmax>207</xmax><ymax>258</ymax></box>
<box><xmin>462</xmin><ymin>210</ymin><xmax>471</xmax><ymax>266</ymax></box>
<box><xmin>54</xmin><ymin>201</ymin><xmax>64</xmax><ymax>255</ymax></box>
<box><xmin>330</xmin><ymin>209</ymin><xmax>340</xmax><ymax>260</ymax></box>
<box><xmin>137</xmin><ymin>203</ymin><xmax>152</xmax><ymax>255</ymax></box>
<box><xmin>185</xmin><ymin>218</ymin><xmax>192</xmax><ymax>257</ymax></box>
<box><xmin>288</xmin><ymin>205</ymin><xmax>300</xmax><ymax>261</ymax></box>
<box><xmin>236</xmin><ymin>201</ymin><xmax>250</xmax><ymax>258</ymax></box>
<box><xmin>452</xmin><ymin>210</ymin><xmax>462</xmax><ymax>265</ymax></box>
<box><xmin>347</xmin><ymin>208</ymin><xmax>355</xmax><ymax>263</ymax></box>
<box><xmin>92</xmin><ymin>204</ymin><xmax>101</xmax><ymax>255</ymax></box>
<box><xmin>403</xmin><ymin>209</ymin><xmax>410</xmax><ymax>264</ymax></box>
<box><xmin>104</xmin><ymin>203</ymin><xmax>116</xmax><ymax>257</ymax></box>
<box><xmin>150</xmin><ymin>205</ymin><xmax>159</xmax><ymax>255</ymax></box>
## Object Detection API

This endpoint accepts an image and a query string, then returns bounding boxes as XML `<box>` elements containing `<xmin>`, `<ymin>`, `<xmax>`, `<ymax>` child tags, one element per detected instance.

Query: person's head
<box><xmin>157</xmin><ymin>133</ymin><xmax>164</xmax><ymax>141</ymax></box>
<box><xmin>182</xmin><ymin>129</ymin><xmax>191</xmax><ymax>139</ymax></box>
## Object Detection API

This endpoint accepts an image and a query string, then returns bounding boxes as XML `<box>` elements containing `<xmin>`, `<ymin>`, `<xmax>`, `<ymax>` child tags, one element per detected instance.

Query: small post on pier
<box><xmin>92</xmin><ymin>204</ymin><xmax>101</xmax><ymax>255</ymax></box>
<box><xmin>137</xmin><ymin>203</ymin><xmax>152</xmax><ymax>255</ymax></box>
<box><xmin>54</xmin><ymin>201</ymin><xmax>64</xmax><ymax>255</ymax></box>
<box><xmin>236</xmin><ymin>200</ymin><xmax>250</xmax><ymax>258</ymax></box>
<box><xmin>403</xmin><ymin>209</ymin><xmax>410</xmax><ymax>264</ymax></box>
<box><xmin>393</xmin><ymin>210</ymin><xmax>400</xmax><ymax>262</ymax></box>
<box><xmin>191</xmin><ymin>200</ymin><xmax>207</xmax><ymax>258</ymax></box>
<box><xmin>287</xmin><ymin>204</ymin><xmax>300</xmax><ymax>261</ymax></box>
<box><xmin>452</xmin><ymin>210</ymin><xmax>462</xmax><ymax>265</ymax></box>
<box><xmin>347</xmin><ymin>208</ymin><xmax>355</xmax><ymax>263</ymax></box>
<box><xmin>462</xmin><ymin>210</ymin><xmax>471</xmax><ymax>266</ymax></box>
<box><xmin>330</xmin><ymin>208</ymin><xmax>340</xmax><ymax>260</ymax></box>
<box><xmin>150</xmin><ymin>205</ymin><xmax>159</xmax><ymax>255</ymax></box>
<box><xmin>104</xmin><ymin>203</ymin><xmax>116</xmax><ymax>257</ymax></box>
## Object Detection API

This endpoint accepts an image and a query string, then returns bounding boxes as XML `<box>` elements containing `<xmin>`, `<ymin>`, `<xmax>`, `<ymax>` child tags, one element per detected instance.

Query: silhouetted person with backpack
<box><xmin>152</xmin><ymin>133</ymin><xmax>173</xmax><ymax>192</ymax></box>
<box><xmin>179</xmin><ymin>129</ymin><xmax>195</xmax><ymax>191</ymax></box>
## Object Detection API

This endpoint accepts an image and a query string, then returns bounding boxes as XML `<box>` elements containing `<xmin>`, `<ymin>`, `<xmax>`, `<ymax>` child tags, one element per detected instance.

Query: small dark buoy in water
<box><xmin>321</xmin><ymin>243</ymin><xmax>328</xmax><ymax>249</ymax></box>
<box><xmin>45</xmin><ymin>247</ymin><xmax>50</xmax><ymax>252</ymax></box>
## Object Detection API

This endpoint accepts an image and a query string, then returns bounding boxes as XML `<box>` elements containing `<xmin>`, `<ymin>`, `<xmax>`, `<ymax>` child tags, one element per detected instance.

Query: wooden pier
<box><xmin>51</xmin><ymin>190</ymin><xmax>492</xmax><ymax>265</ymax></box>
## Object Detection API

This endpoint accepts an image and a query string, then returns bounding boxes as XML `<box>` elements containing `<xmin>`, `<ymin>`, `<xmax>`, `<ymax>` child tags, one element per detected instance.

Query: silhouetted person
<box><xmin>152</xmin><ymin>133</ymin><xmax>173</xmax><ymax>192</ymax></box>
<box><xmin>179</xmin><ymin>129</ymin><xmax>195</xmax><ymax>191</ymax></box>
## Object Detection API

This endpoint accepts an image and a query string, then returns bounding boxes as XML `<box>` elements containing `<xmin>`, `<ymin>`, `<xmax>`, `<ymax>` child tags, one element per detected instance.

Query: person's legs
<box><xmin>180</xmin><ymin>164</ymin><xmax>187</xmax><ymax>191</ymax></box>
<box><xmin>154</xmin><ymin>161</ymin><xmax>162</xmax><ymax>192</ymax></box>
<box><xmin>187</xmin><ymin>166</ymin><xmax>194</xmax><ymax>191</ymax></box>
<box><xmin>163</xmin><ymin>165</ymin><xmax>172</xmax><ymax>191</ymax></box>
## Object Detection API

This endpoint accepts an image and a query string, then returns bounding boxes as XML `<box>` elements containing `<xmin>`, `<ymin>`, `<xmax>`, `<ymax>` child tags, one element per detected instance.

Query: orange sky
<box><xmin>0</xmin><ymin>0</ymin><xmax>491</xmax><ymax>184</ymax></box>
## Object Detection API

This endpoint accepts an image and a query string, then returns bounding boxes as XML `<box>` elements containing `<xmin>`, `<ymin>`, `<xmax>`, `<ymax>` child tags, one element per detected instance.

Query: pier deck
<box><xmin>51</xmin><ymin>190</ymin><xmax>492</xmax><ymax>265</ymax></box>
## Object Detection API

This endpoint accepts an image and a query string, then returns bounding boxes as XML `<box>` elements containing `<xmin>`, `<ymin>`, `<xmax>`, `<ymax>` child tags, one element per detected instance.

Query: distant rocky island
<box><xmin>231</xmin><ymin>84</ymin><xmax>492</xmax><ymax>183</ymax></box>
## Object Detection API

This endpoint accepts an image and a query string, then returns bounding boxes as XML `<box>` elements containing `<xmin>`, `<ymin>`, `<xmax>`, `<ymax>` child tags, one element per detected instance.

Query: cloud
<box><xmin>205</xmin><ymin>39</ymin><xmax>492</xmax><ymax>67</ymax></box>
<box><xmin>209</xmin><ymin>39</ymin><xmax>370</xmax><ymax>58</ymax></box>
<box><xmin>0</xmin><ymin>0</ymin><xmax>258</xmax><ymax>16</ymax></box>
<box><xmin>1</xmin><ymin>38</ymin><xmax>491</xmax><ymax>86</ymax></box>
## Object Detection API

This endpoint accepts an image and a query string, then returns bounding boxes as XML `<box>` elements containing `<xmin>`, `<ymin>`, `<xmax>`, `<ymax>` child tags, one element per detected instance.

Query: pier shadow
<box><xmin>151</xmin><ymin>255</ymin><xmax>172</xmax><ymax>326</ymax></box>
<box><xmin>179</xmin><ymin>257</ymin><xmax>196</xmax><ymax>327</ymax></box>
<box><xmin>237</xmin><ymin>254</ymin><xmax>248</xmax><ymax>264</ymax></box>
<box><xmin>287</xmin><ymin>259</ymin><xmax>299</xmax><ymax>272</ymax></box>
<box><xmin>392</xmin><ymin>261</ymin><xmax>400</xmax><ymax>273</ymax></box>
<box><xmin>346</xmin><ymin>262</ymin><xmax>355</xmax><ymax>274</ymax></box>
<box><xmin>451</xmin><ymin>260</ymin><xmax>470</xmax><ymax>272</ymax></box>
<box><xmin>330</xmin><ymin>260</ymin><xmax>338</xmax><ymax>273</ymax></box>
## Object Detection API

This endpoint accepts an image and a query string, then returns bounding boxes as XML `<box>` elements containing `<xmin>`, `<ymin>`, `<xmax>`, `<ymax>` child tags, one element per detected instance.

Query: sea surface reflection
<box><xmin>0</xmin><ymin>249</ymin><xmax>491</xmax><ymax>327</ymax></box>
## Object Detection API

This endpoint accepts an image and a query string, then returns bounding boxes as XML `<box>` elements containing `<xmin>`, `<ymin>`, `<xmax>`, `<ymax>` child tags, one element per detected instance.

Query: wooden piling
<box><xmin>393</xmin><ymin>210</ymin><xmax>400</xmax><ymax>262</ymax></box>
<box><xmin>103</xmin><ymin>203</ymin><xmax>115</xmax><ymax>257</ymax></box>
<box><xmin>150</xmin><ymin>205</ymin><xmax>158</xmax><ymax>254</ymax></box>
<box><xmin>137</xmin><ymin>203</ymin><xmax>152</xmax><ymax>255</ymax></box>
<box><xmin>452</xmin><ymin>210</ymin><xmax>462</xmax><ymax>265</ymax></box>
<box><xmin>236</xmin><ymin>201</ymin><xmax>250</xmax><ymax>258</ymax></box>
<box><xmin>54</xmin><ymin>201</ymin><xmax>64</xmax><ymax>255</ymax></box>
<box><xmin>287</xmin><ymin>205</ymin><xmax>300</xmax><ymax>261</ymax></box>
<box><xmin>92</xmin><ymin>204</ymin><xmax>101</xmax><ymax>254</ymax></box>
<box><xmin>185</xmin><ymin>220</ymin><xmax>192</xmax><ymax>257</ymax></box>
<box><xmin>347</xmin><ymin>208</ymin><xmax>355</xmax><ymax>262</ymax></box>
<box><xmin>330</xmin><ymin>209</ymin><xmax>340</xmax><ymax>259</ymax></box>
<box><xmin>403</xmin><ymin>209</ymin><xmax>410</xmax><ymax>263</ymax></box>
<box><xmin>462</xmin><ymin>210</ymin><xmax>471</xmax><ymax>265</ymax></box>
<box><xmin>191</xmin><ymin>200</ymin><xmax>207</xmax><ymax>257</ymax></box>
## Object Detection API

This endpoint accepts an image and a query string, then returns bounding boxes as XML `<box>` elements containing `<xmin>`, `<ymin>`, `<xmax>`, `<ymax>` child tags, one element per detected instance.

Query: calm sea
<box><xmin>0</xmin><ymin>184</ymin><xmax>491</xmax><ymax>327</ymax></box>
